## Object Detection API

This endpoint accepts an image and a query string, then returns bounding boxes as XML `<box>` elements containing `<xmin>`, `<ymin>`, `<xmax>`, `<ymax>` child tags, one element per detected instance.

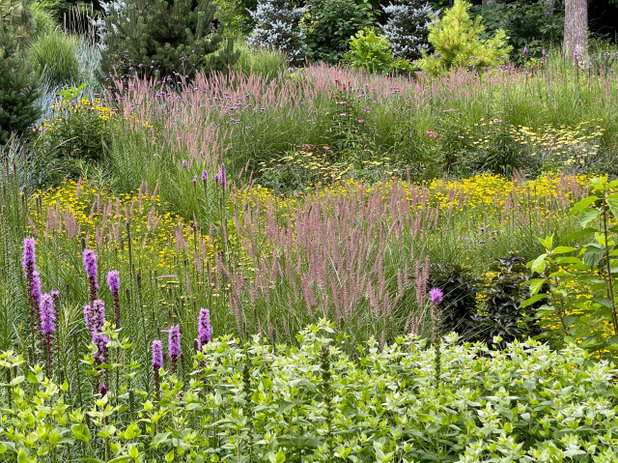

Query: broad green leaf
<box><xmin>571</xmin><ymin>196</ymin><xmax>598</xmax><ymax>213</ymax></box>
<box><xmin>579</xmin><ymin>208</ymin><xmax>600</xmax><ymax>228</ymax></box>
<box><xmin>521</xmin><ymin>293</ymin><xmax>547</xmax><ymax>308</ymax></box>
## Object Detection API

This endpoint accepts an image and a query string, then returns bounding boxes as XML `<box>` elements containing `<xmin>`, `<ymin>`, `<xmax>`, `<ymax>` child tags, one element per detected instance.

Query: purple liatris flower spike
<box><xmin>214</xmin><ymin>173</ymin><xmax>220</xmax><ymax>184</ymax></box>
<box><xmin>83</xmin><ymin>249</ymin><xmax>99</xmax><ymax>301</ymax></box>
<box><xmin>168</xmin><ymin>325</ymin><xmax>182</xmax><ymax>372</ymax></box>
<box><xmin>107</xmin><ymin>271</ymin><xmax>120</xmax><ymax>293</ymax></box>
<box><xmin>40</xmin><ymin>293</ymin><xmax>56</xmax><ymax>376</ymax></box>
<box><xmin>152</xmin><ymin>340</ymin><xmax>163</xmax><ymax>370</ymax></box>
<box><xmin>39</xmin><ymin>293</ymin><xmax>56</xmax><ymax>336</ymax></box>
<box><xmin>201</xmin><ymin>169</ymin><xmax>208</xmax><ymax>182</ymax></box>
<box><xmin>429</xmin><ymin>288</ymin><xmax>443</xmax><ymax>306</ymax></box>
<box><xmin>22</xmin><ymin>238</ymin><xmax>36</xmax><ymax>276</ymax></box>
<box><xmin>220</xmin><ymin>164</ymin><xmax>226</xmax><ymax>186</ymax></box>
<box><xmin>32</xmin><ymin>270</ymin><xmax>42</xmax><ymax>312</ymax></box>
<box><xmin>99</xmin><ymin>383</ymin><xmax>108</xmax><ymax>397</ymax></box>
<box><xmin>107</xmin><ymin>271</ymin><xmax>122</xmax><ymax>328</ymax></box>
<box><xmin>152</xmin><ymin>339</ymin><xmax>163</xmax><ymax>400</ymax></box>
<box><xmin>93</xmin><ymin>333</ymin><xmax>109</xmax><ymax>364</ymax></box>
<box><xmin>84</xmin><ymin>299</ymin><xmax>106</xmax><ymax>335</ymax></box>
<box><xmin>182</xmin><ymin>159</ymin><xmax>188</xmax><ymax>168</ymax></box>
<box><xmin>197</xmin><ymin>308</ymin><xmax>212</xmax><ymax>350</ymax></box>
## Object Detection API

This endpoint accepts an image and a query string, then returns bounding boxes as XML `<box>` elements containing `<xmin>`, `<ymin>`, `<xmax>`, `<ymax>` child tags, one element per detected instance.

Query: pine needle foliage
<box><xmin>100</xmin><ymin>0</ymin><xmax>238</xmax><ymax>81</ymax></box>
<box><xmin>417</xmin><ymin>0</ymin><xmax>512</xmax><ymax>76</ymax></box>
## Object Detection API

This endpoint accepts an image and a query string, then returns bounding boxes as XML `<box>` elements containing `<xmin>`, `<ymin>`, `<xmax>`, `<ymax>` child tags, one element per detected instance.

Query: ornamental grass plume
<box><xmin>106</xmin><ymin>270</ymin><xmax>121</xmax><ymax>328</ymax></box>
<box><xmin>151</xmin><ymin>339</ymin><xmax>163</xmax><ymax>400</ymax></box>
<box><xmin>197</xmin><ymin>308</ymin><xmax>212</xmax><ymax>351</ymax></box>
<box><xmin>168</xmin><ymin>325</ymin><xmax>182</xmax><ymax>373</ymax></box>
<box><xmin>39</xmin><ymin>293</ymin><xmax>56</xmax><ymax>376</ymax></box>
<box><xmin>83</xmin><ymin>249</ymin><xmax>99</xmax><ymax>302</ymax></box>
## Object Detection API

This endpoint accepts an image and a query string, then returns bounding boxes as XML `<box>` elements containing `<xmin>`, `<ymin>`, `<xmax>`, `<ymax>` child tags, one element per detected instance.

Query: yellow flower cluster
<box><xmin>511</xmin><ymin>120</ymin><xmax>604</xmax><ymax>170</ymax></box>
<box><xmin>29</xmin><ymin>180</ymin><xmax>214</xmax><ymax>273</ymax></box>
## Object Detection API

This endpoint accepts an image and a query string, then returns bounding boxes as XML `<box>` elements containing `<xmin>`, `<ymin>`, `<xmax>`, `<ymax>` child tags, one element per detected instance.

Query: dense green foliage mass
<box><xmin>100</xmin><ymin>0</ymin><xmax>238</xmax><ymax>80</ymax></box>
<box><xmin>0</xmin><ymin>322</ymin><xmax>617</xmax><ymax>462</ymax></box>
<box><xmin>0</xmin><ymin>40</ymin><xmax>41</xmax><ymax>144</ymax></box>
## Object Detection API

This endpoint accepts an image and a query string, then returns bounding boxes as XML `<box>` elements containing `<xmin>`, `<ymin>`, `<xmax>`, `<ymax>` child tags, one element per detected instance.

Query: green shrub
<box><xmin>0</xmin><ymin>321</ymin><xmax>617</xmax><ymax>461</ymax></box>
<box><xmin>0</xmin><ymin>38</ymin><xmax>41</xmax><ymax>144</ymax></box>
<box><xmin>344</xmin><ymin>27</ymin><xmax>395</xmax><ymax>73</ymax></box>
<box><xmin>30</xmin><ymin>30</ymin><xmax>80</xmax><ymax>84</ymax></box>
<box><xmin>302</xmin><ymin>0</ymin><xmax>374</xmax><ymax>63</ymax></box>
<box><xmin>417</xmin><ymin>0</ymin><xmax>512</xmax><ymax>76</ymax></box>
<box><xmin>100</xmin><ymin>0</ymin><xmax>239</xmax><ymax>81</ymax></box>
<box><xmin>31</xmin><ymin>85</ymin><xmax>114</xmax><ymax>176</ymax></box>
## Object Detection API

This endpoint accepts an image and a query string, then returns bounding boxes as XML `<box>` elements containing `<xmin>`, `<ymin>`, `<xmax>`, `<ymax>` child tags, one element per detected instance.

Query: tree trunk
<box><xmin>563</xmin><ymin>0</ymin><xmax>588</xmax><ymax>63</ymax></box>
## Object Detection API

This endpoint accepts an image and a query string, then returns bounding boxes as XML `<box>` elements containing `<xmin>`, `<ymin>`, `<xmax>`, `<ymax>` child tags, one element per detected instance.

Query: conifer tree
<box><xmin>382</xmin><ymin>0</ymin><xmax>434</xmax><ymax>61</ymax></box>
<box><xmin>100</xmin><ymin>0</ymin><xmax>238</xmax><ymax>81</ymax></box>
<box><xmin>249</xmin><ymin>0</ymin><xmax>306</xmax><ymax>64</ymax></box>
<box><xmin>0</xmin><ymin>3</ymin><xmax>41</xmax><ymax>144</ymax></box>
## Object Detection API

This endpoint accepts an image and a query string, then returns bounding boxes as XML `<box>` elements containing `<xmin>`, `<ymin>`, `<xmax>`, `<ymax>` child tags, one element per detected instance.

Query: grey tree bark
<box><xmin>563</xmin><ymin>0</ymin><xmax>588</xmax><ymax>62</ymax></box>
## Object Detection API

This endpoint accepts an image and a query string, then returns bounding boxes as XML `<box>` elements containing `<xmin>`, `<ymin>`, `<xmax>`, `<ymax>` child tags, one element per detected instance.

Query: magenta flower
<box><xmin>182</xmin><ymin>159</ymin><xmax>188</xmax><ymax>168</ymax></box>
<box><xmin>197</xmin><ymin>308</ymin><xmax>212</xmax><ymax>350</ymax></box>
<box><xmin>429</xmin><ymin>288</ymin><xmax>443</xmax><ymax>305</ymax></box>
<box><xmin>201</xmin><ymin>169</ymin><xmax>208</xmax><ymax>182</ymax></box>
<box><xmin>192</xmin><ymin>175</ymin><xmax>197</xmax><ymax>184</ymax></box>
<box><xmin>358</xmin><ymin>119</ymin><xmax>364</xmax><ymax>123</ymax></box>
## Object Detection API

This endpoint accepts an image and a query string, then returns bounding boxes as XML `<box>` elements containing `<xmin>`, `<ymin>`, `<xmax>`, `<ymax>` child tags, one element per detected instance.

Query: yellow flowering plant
<box><xmin>32</xmin><ymin>84</ymin><xmax>117</xmax><ymax>171</ymax></box>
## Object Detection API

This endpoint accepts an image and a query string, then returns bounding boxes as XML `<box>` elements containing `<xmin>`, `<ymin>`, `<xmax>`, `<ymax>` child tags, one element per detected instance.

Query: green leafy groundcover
<box><xmin>1</xmin><ymin>321</ymin><xmax>617</xmax><ymax>462</ymax></box>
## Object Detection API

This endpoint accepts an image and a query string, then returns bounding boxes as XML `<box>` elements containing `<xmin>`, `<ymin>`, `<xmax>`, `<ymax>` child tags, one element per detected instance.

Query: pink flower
<box><xmin>340</xmin><ymin>112</ymin><xmax>347</xmax><ymax>116</ymax></box>
<box><xmin>357</xmin><ymin>119</ymin><xmax>364</xmax><ymax>123</ymax></box>
<box><xmin>323</xmin><ymin>145</ymin><xmax>330</xmax><ymax>150</ymax></box>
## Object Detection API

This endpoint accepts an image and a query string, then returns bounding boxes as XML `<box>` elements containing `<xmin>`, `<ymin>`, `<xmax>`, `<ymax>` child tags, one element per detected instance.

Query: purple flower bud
<box><xmin>201</xmin><ymin>169</ymin><xmax>208</xmax><ymax>182</ymax></box>
<box><xmin>214</xmin><ymin>173</ymin><xmax>220</xmax><ymax>184</ymax></box>
<box><xmin>106</xmin><ymin>271</ymin><xmax>120</xmax><ymax>294</ymax></box>
<box><xmin>429</xmin><ymin>288</ymin><xmax>443</xmax><ymax>306</ymax></box>
<box><xmin>152</xmin><ymin>339</ymin><xmax>163</xmax><ymax>370</ymax></box>
<box><xmin>182</xmin><ymin>159</ymin><xmax>188</xmax><ymax>168</ymax></box>
<box><xmin>197</xmin><ymin>308</ymin><xmax>211</xmax><ymax>350</ymax></box>
<box><xmin>192</xmin><ymin>175</ymin><xmax>197</xmax><ymax>184</ymax></box>
<box><xmin>542</xmin><ymin>49</ymin><xmax>547</xmax><ymax>57</ymax></box>
<box><xmin>99</xmin><ymin>383</ymin><xmax>108</xmax><ymax>396</ymax></box>
<box><xmin>524</xmin><ymin>46</ymin><xmax>528</xmax><ymax>55</ymax></box>
<box><xmin>39</xmin><ymin>293</ymin><xmax>56</xmax><ymax>336</ymax></box>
